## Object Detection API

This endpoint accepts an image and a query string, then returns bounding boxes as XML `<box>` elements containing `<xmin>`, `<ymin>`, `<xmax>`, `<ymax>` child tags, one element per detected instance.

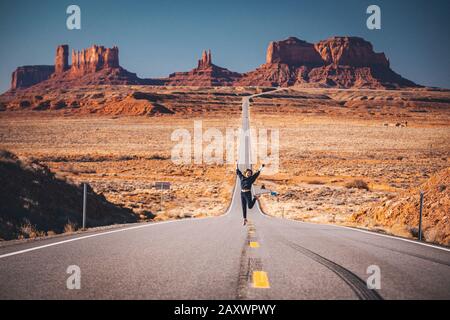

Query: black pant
<box><xmin>241</xmin><ymin>191</ymin><xmax>257</xmax><ymax>219</ymax></box>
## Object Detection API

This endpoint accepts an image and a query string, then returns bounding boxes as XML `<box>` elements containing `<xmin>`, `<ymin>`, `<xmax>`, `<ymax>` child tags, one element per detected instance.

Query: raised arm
<box><xmin>236</xmin><ymin>162</ymin><xmax>243</xmax><ymax>179</ymax></box>
<box><xmin>249</xmin><ymin>170</ymin><xmax>260</xmax><ymax>183</ymax></box>
<box><xmin>249</xmin><ymin>164</ymin><xmax>264</xmax><ymax>183</ymax></box>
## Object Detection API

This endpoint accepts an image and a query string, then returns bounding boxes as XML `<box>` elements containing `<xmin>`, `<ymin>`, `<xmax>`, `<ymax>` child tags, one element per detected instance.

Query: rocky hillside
<box><xmin>0</xmin><ymin>150</ymin><xmax>138</xmax><ymax>240</ymax></box>
<box><xmin>351</xmin><ymin>168</ymin><xmax>450</xmax><ymax>246</ymax></box>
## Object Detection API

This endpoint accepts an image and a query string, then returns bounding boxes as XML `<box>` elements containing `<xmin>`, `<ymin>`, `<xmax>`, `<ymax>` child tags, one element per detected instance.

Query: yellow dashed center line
<box><xmin>252</xmin><ymin>271</ymin><xmax>270</xmax><ymax>288</ymax></box>
<box><xmin>249</xmin><ymin>241</ymin><xmax>260</xmax><ymax>248</ymax></box>
<box><xmin>246</xmin><ymin>222</ymin><xmax>269</xmax><ymax>289</ymax></box>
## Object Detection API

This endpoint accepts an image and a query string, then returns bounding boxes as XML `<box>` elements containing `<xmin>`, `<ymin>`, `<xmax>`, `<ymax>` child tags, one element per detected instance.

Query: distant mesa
<box><xmin>8</xmin><ymin>36</ymin><xmax>419</xmax><ymax>91</ymax></box>
<box><xmin>165</xmin><ymin>49</ymin><xmax>242</xmax><ymax>86</ymax></box>
<box><xmin>11</xmin><ymin>44</ymin><xmax>157</xmax><ymax>90</ymax></box>
<box><xmin>236</xmin><ymin>36</ymin><xmax>417</xmax><ymax>88</ymax></box>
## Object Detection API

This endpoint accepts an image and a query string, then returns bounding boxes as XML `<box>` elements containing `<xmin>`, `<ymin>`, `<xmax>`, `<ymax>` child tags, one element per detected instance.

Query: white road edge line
<box><xmin>258</xmin><ymin>209</ymin><xmax>450</xmax><ymax>253</ymax></box>
<box><xmin>0</xmin><ymin>208</ymin><xmax>232</xmax><ymax>260</ymax></box>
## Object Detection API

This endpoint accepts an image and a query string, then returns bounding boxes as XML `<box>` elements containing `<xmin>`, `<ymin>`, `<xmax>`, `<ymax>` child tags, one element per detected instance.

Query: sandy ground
<box><xmin>253</xmin><ymin>114</ymin><xmax>449</xmax><ymax>227</ymax></box>
<box><xmin>0</xmin><ymin>86</ymin><xmax>449</xmax><ymax>239</ymax></box>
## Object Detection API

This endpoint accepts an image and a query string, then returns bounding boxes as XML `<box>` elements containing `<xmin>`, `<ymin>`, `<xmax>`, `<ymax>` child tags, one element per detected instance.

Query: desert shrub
<box><xmin>67</xmin><ymin>101</ymin><xmax>79</xmax><ymax>108</ymax></box>
<box><xmin>117</xmin><ymin>155</ymin><xmax>138</xmax><ymax>161</ymax></box>
<box><xmin>60</xmin><ymin>164</ymin><xmax>96</xmax><ymax>175</ymax></box>
<box><xmin>33</xmin><ymin>100</ymin><xmax>51</xmax><ymax>111</ymax></box>
<box><xmin>52</xmin><ymin>100</ymin><xmax>67</xmax><ymax>110</ymax></box>
<box><xmin>64</xmin><ymin>221</ymin><xmax>77</xmax><ymax>233</ymax></box>
<box><xmin>307</xmin><ymin>180</ymin><xmax>325</xmax><ymax>185</ymax></box>
<box><xmin>409</xmin><ymin>227</ymin><xmax>420</xmax><ymax>238</ymax></box>
<box><xmin>345</xmin><ymin>179</ymin><xmax>369</xmax><ymax>191</ymax></box>
<box><xmin>147</xmin><ymin>154</ymin><xmax>170</xmax><ymax>160</ymax></box>
<box><xmin>424</xmin><ymin>229</ymin><xmax>438</xmax><ymax>243</ymax></box>
<box><xmin>20</xmin><ymin>222</ymin><xmax>46</xmax><ymax>239</ymax></box>
<box><xmin>19</xmin><ymin>100</ymin><xmax>31</xmax><ymax>108</ymax></box>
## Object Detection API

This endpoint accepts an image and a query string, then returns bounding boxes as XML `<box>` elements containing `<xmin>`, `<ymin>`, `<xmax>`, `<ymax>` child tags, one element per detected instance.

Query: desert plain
<box><xmin>1</xmin><ymin>86</ymin><xmax>449</xmax><ymax>244</ymax></box>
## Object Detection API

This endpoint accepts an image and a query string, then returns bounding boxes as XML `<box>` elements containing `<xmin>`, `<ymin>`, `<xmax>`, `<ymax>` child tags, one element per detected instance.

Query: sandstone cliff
<box><xmin>70</xmin><ymin>45</ymin><xmax>120</xmax><ymax>75</ymax></box>
<box><xmin>266</xmin><ymin>37</ymin><xmax>323</xmax><ymax>66</ymax></box>
<box><xmin>314</xmin><ymin>37</ymin><xmax>389</xmax><ymax>67</ymax></box>
<box><xmin>11</xmin><ymin>66</ymin><xmax>55</xmax><ymax>90</ymax></box>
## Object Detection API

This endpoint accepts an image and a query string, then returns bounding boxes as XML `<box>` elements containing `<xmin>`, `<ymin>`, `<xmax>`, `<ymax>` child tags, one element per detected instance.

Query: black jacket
<box><xmin>236</xmin><ymin>168</ymin><xmax>260</xmax><ymax>190</ymax></box>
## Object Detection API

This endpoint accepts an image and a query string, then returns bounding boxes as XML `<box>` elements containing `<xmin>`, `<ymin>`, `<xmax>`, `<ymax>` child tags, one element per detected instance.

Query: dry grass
<box><xmin>63</xmin><ymin>221</ymin><xmax>77</xmax><ymax>233</ymax></box>
<box><xmin>345</xmin><ymin>179</ymin><xmax>369</xmax><ymax>191</ymax></box>
<box><xmin>19</xmin><ymin>222</ymin><xmax>46</xmax><ymax>239</ymax></box>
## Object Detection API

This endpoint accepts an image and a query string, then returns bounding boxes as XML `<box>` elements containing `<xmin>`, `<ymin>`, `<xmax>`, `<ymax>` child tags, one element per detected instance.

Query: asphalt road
<box><xmin>0</xmin><ymin>94</ymin><xmax>449</xmax><ymax>299</ymax></box>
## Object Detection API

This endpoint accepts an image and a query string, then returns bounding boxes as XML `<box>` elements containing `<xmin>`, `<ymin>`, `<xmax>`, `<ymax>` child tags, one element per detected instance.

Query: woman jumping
<box><xmin>236</xmin><ymin>162</ymin><xmax>264</xmax><ymax>225</ymax></box>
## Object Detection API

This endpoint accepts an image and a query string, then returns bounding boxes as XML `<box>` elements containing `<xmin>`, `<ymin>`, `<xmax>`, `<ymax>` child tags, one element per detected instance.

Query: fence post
<box><xmin>160</xmin><ymin>188</ymin><xmax>163</xmax><ymax>212</ymax></box>
<box><xmin>418</xmin><ymin>191</ymin><xmax>424</xmax><ymax>241</ymax></box>
<box><xmin>82</xmin><ymin>183</ymin><xmax>87</xmax><ymax>229</ymax></box>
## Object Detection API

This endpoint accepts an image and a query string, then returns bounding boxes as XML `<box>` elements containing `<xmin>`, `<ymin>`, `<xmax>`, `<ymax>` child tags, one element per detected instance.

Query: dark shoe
<box><xmin>243</xmin><ymin>219</ymin><xmax>248</xmax><ymax>226</ymax></box>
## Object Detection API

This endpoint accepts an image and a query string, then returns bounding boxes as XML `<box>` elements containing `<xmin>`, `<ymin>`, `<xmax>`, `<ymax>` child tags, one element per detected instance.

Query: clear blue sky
<box><xmin>1</xmin><ymin>0</ymin><xmax>449</xmax><ymax>92</ymax></box>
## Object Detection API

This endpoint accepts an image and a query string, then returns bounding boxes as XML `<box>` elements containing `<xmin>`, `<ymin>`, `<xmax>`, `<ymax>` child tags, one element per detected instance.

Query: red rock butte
<box><xmin>165</xmin><ymin>49</ymin><xmax>242</xmax><ymax>86</ymax></box>
<box><xmin>9</xmin><ymin>36</ymin><xmax>419</xmax><ymax>91</ymax></box>
<box><xmin>70</xmin><ymin>45</ymin><xmax>120</xmax><ymax>75</ymax></box>
<box><xmin>236</xmin><ymin>36</ymin><xmax>416</xmax><ymax>88</ymax></box>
